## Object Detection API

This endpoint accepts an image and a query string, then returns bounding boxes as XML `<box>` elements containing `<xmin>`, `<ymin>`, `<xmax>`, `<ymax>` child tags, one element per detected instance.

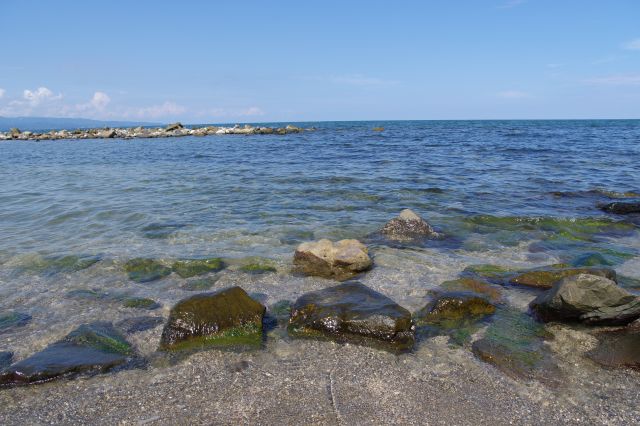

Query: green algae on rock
<box><xmin>416</xmin><ymin>293</ymin><xmax>496</xmax><ymax>325</ymax></box>
<box><xmin>288</xmin><ymin>282</ymin><xmax>415</xmax><ymax>352</ymax></box>
<box><xmin>124</xmin><ymin>258</ymin><xmax>172</xmax><ymax>283</ymax></box>
<box><xmin>122</xmin><ymin>297</ymin><xmax>160</xmax><ymax>310</ymax></box>
<box><xmin>160</xmin><ymin>286</ymin><xmax>265</xmax><ymax>351</ymax></box>
<box><xmin>0</xmin><ymin>322</ymin><xmax>140</xmax><ymax>386</ymax></box>
<box><xmin>171</xmin><ymin>258</ymin><xmax>225</xmax><ymax>278</ymax></box>
<box><xmin>571</xmin><ymin>252</ymin><xmax>615</xmax><ymax>267</ymax></box>
<box><xmin>181</xmin><ymin>276</ymin><xmax>219</xmax><ymax>291</ymax></box>
<box><xmin>509</xmin><ymin>266</ymin><xmax>617</xmax><ymax>289</ymax></box>
<box><xmin>0</xmin><ymin>312</ymin><xmax>32</xmax><ymax>333</ymax></box>
<box><xmin>239</xmin><ymin>261</ymin><xmax>277</xmax><ymax>275</ymax></box>
<box><xmin>471</xmin><ymin>308</ymin><xmax>561</xmax><ymax>386</ymax></box>
<box><xmin>462</xmin><ymin>264</ymin><xmax>516</xmax><ymax>282</ymax></box>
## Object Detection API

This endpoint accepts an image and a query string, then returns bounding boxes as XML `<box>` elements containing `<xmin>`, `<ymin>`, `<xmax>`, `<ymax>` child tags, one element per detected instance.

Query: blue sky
<box><xmin>1</xmin><ymin>0</ymin><xmax>639</xmax><ymax>122</ymax></box>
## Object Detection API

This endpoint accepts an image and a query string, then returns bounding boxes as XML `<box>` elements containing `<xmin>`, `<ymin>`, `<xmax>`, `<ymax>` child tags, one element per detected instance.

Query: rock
<box><xmin>601</xmin><ymin>201</ymin><xmax>640</xmax><ymax>215</ymax></box>
<box><xmin>160</xmin><ymin>286</ymin><xmax>265</xmax><ymax>351</ymax></box>
<box><xmin>0</xmin><ymin>322</ymin><xmax>140</xmax><ymax>386</ymax></box>
<box><xmin>122</xmin><ymin>297</ymin><xmax>160</xmax><ymax>310</ymax></box>
<box><xmin>239</xmin><ymin>259</ymin><xmax>277</xmax><ymax>275</ymax></box>
<box><xmin>285</xmin><ymin>124</ymin><xmax>302</xmax><ymax>133</ymax></box>
<box><xmin>17</xmin><ymin>254</ymin><xmax>100</xmax><ymax>276</ymax></box>
<box><xmin>123</xmin><ymin>258</ymin><xmax>172</xmax><ymax>283</ymax></box>
<box><xmin>288</xmin><ymin>281</ymin><xmax>415</xmax><ymax>352</ymax></box>
<box><xmin>0</xmin><ymin>351</ymin><xmax>13</xmax><ymax>369</ymax></box>
<box><xmin>529</xmin><ymin>274</ymin><xmax>640</xmax><ymax>325</ymax></box>
<box><xmin>116</xmin><ymin>316</ymin><xmax>164</xmax><ymax>334</ymax></box>
<box><xmin>509</xmin><ymin>266</ymin><xmax>617</xmax><ymax>289</ymax></box>
<box><xmin>587</xmin><ymin>328</ymin><xmax>640</xmax><ymax>368</ymax></box>
<box><xmin>269</xmin><ymin>300</ymin><xmax>292</xmax><ymax>320</ymax></box>
<box><xmin>462</xmin><ymin>264</ymin><xmax>515</xmax><ymax>281</ymax></box>
<box><xmin>416</xmin><ymin>293</ymin><xmax>496</xmax><ymax>325</ymax></box>
<box><xmin>0</xmin><ymin>312</ymin><xmax>32</xmax><ymax>334</ymax></box>
<box><xmin>571</xmin><ymin>253</ymin><xmax>614</xmax><ymax>267</ymax></box>
<box><xmin>471</xmin><ymin>308</ymin><xmax>561</xmax><ymax>386</ymax></box>
<box><xmin>380</xmin><ymin>209</ymin><xmax>437</xmax><ymax>241</ymax></box>
<box><xmin>98</xmin><ymin>129</ymin><xmax>116</xmax><ymax>138</ymax></box>
<box><xmin>171</xmin><ymin>258</ymin><xmax>225</xmax><ymax>278</ymax></box>
<box><xmin>66</xmin><ymin>289</ymin><xmax>108</xmax><ymax>301</ymax></box>
<box><xmin>293</xmin><ymin>239</ymin><xmax>372</xmax><ymax>280</ymax></box>
<box><xmin>164</xmin><ymin>122</ymin><xmax>184</xmax><ymax>131</ymax></box>
<box><xmin>9</xmin><ymin>128</ymin><xmax>20</xmax><ymax>137</ymax></box>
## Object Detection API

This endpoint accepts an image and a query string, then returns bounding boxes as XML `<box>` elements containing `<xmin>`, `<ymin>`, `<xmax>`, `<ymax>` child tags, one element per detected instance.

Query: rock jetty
<box><xmin>0</xmin><ymin>123</ymin><xmax>311</xmax><ymax>141</ymax></box>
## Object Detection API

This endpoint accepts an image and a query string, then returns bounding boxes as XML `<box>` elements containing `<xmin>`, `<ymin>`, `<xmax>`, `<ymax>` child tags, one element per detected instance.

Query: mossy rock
<box><xmin>160</xmin><ymin>286</ymin><xmax>265</xmax><ymax>351</ymax></box>
<box><xmin>440</xmin><ymin>278</ymin><xmax>502</xmax><ymax>302</ymax></box>
<box><xmin>289</xmin><ymin>282</ymin><xmax>414</xmax><ymax>352</ymax></box>
<box><xmin>18</xmin><ymin>255</ymin><xmax>100</xmax><ymax>276</ymax></box>
<box><xmin>509</xmin><ymin>266</ymin><xmax>617</xmax><ymax>289</ymax></box>
<box><xmin>182</xmin><ymin>276</ymin><xmax>218</xmax><ymax>291</ymax></box>
<box><xmin>122</xmin><ymin>297</ymin><xmax>160</xmax><ymax>310</ymax></box>
<box><xmin>172</xmin><ymin>258</ymin><xmax>225</xmax><ymax>278</ymax></box>
<box><xmin>124</xmin><ymin>258</ymin><xmax>172</xmax><ymax>283</ymax></box>
<box><xmin>471</xmin><ymin>308</ymin><xmax>561</xmax><ymax>385</ymax></box>
<box><xmin>462</xmin><ymin>264</ymin><xmax>515</xmax><ymax>281</ymax></box>
<box><xmin>239</xmin><ymin>262</ymin><xmax>277</xmax><ymax>275</ymax></box>
<box><xmin>417</xmin><ymin>293</ymin><xmax>495</xmax><ymax>323</ymax></box>
<box><xmin>0</xmin><ymin>322</ymin><xmax>140</xmax><ymax>386</ymax></box>
<box><xmin>0</xmin><ymin>312</ymin><xmax>32</xmax><ymax>333</ymax></box>
<box><xmin>269</xmin><ymin>300</ymin><xmax>292</xmax><ymax>320</ymax></box>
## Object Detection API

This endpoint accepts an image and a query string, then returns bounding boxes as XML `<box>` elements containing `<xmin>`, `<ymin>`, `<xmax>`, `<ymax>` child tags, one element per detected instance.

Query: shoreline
<box><xmin>0</xmin><ymin>122</ymin><xmax>312</xmax><ymax>141</ymax></box>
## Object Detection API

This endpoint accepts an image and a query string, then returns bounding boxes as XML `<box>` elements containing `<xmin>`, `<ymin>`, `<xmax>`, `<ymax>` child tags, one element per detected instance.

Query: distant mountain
<box><xmin>0</xmin><ymin>116</ymin><xmax>161</xmax><ymax>132</ymax></box>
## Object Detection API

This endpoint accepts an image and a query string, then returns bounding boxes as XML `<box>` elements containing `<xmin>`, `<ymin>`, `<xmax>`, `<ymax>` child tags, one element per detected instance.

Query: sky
<box><xmin>1</xmin><ymin>0</ymin><xmax>639</xmax><ymax>122</ymax></box>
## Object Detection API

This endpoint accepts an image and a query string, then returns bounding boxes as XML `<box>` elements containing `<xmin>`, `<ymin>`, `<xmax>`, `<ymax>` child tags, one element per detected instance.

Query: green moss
<box><xmin>172</xmin><ymin>258</ymin><xmax>225</xmax><ymax>278</ymax></box>
<box><xmin>269</xmin><ymin>300</ymin><xmax>292</xmax><ymax>318</ymax></box>
<box><xmin>122</xmin><ymin>297</ymin><xmax>160</xmax><ymax>310</ymax></box>
<box><xmin>124</xmin><ymin>258</ymin><xmax>172</xmax><ymax>283</ymax></box>
<box><xmin>462</xmin><ymin>264</ymin><xmax>515</xmax><ymax>280</ymax></box>
<box><xmin>240</xmin><ymin>262</ymin><xmax>277</xmax><ymax>274</ymax></box>
<box><xmin>509</xmin><ymin>266</ymin><xmax>615</xmax><ymax>289</ymax></box>
<box><xmin>161</xmin><ymin>323</ymin><xmax>262</xmax><ymax>351</ymax></box>
<box><xmin>571</xmin><ymin>253</ymin><xmax>614</xmax><ymax>267</ymax></box>
<box><xmin>65</xmin><ymin>323</ymin><xmax>133</xmax><ymax>355</ymax></box>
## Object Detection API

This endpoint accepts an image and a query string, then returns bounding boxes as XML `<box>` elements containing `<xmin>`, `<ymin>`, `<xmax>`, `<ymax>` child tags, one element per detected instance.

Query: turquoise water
<box><xmin>0</xmin><ymin>120</ymin><xmax>639</xmax><ymax>360</ymax></box>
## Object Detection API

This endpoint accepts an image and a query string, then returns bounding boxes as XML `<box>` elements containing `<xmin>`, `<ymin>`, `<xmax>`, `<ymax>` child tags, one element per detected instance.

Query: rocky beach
<box><xmin>0</xmin><ymin>120</ymin><xmax>639</xmax><ymax>424</ymax></box>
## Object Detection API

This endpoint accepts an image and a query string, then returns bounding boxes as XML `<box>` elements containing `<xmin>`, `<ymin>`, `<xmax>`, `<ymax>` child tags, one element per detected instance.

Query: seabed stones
<box><xmin>293</xmin><ymin>239</ymin><xmax>372</xmax><ymax>281</ymax></box>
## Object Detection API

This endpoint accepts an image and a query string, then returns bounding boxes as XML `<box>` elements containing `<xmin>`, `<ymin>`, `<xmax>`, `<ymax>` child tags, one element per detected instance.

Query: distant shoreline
<box><xmin>0</xmin><ymin>122</ymin><xmax>311</xmax><ymax>141</ymax></box>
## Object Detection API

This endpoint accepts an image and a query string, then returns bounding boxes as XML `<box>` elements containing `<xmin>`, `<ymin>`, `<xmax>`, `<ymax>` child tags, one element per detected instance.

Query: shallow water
<box><xmin>0</xmin><ymin>120</ymin><xmax>640</xmax><ymax>422</ymax></box>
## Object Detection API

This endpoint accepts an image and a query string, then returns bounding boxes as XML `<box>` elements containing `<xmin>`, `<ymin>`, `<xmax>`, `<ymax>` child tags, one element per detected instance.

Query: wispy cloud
<box><xmin>0</xmin><ymin>88</ymin><xmax>5</xmax><ymax>99</ymax></box>
<box><xmin>623</xmin><ymin>38</ymin><xmax>640</xmax><ymax>50</ymax></box>
<box><xmin>498</xmin><ymin>0</ymin><xmax>526</xmax><ymax>9</ymax></box>
<box><xmin>22</xmin><ymin>87</ymin><xmax>63</xmax><ymax>106</ymax></box>
<box><xmin>583</xmin><ymin>74</ymin><xmax>640</xmax><ymax>86</ymax></box>
<box><xmin>497</xmin><ymin>90</ymin><xmax>531</xmax><ymax>99</ymax></box>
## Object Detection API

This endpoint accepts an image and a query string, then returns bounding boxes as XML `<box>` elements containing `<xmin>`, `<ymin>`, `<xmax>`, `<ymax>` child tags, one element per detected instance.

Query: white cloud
<box><xmin>497</xmin><ymin>90</ymin><xmax>531</xmax><ymax>99</ymax></box>
<box><xmin>583</xmin><ymin>74</ymin><xmax>640</xmax><ymax>86</ymax></box>
<box><xmin>623</xmin><ymin>38</ymin><xmax>640</xmax><ymax>50</ymax></box>
<box><xmin>90</xmin><ymin>91</ymin><xmax>111</xmax><ymax>110</ymax></box>
<box><xmin>0</xmin><ymin>88</ymin><xmax>5</xmax><ymax>99</ymax></box>
<box><xmin>23</xmin><ymin>87</ymin><xmax>62</xmax><ymax>105</ymax></box>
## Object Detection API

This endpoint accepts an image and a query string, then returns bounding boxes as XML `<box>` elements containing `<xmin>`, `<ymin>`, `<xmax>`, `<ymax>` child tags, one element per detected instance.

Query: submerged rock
<box><xmin>416</xmin><ymin>293</ymin><xmax>495</xmax><ymax>325</ymax></box>
<box><xmin>124</xmin><ymin>258</ymin><xmax>172</xmax><ymax>283</ymax></box>
<box><xmin>182</xmin><ymin>276</ymin><xmax>219</xmax><ymax>291</ymax></box>
<box><xmin>509</xmin><ymin>266</ymin><xmax>616</xmax><ymax>289</ymax></box>
<box><xmin>293</xmin><ymin>239</ymin><xmax>372</xmax><ymax>280</ymax></box>
<box><xmin>288</xmin><ymin>282</ymin><xmax>415</xmax><ymax>352</ymax></box>
<box><xmin>160</xmin><ymin>286</ymin><xmax>265</xmax><ymax>351</ymax></box>
<box><xmin>529</xmin><ymin>274</ymin><xmax>640</xmax><ymax>325</ymax></box>
<box><xmin>0</xmin><ymin>322</ymin><xmax>140</xmax><ymax>386</ymax></box>
<box><xmin>122</xmin><ymin>297</ymin><xmax>160</xmax><ymax>310</ymax></box>
<box><xmin>171</xmin><ymin>258</ymin><xmax>225</xmax><ymax>278</ymax></box>
<box><xmin>239</xmin><ymin>260</ymin><xmax>277</xmax><ymax>275</ymax></box>
<box><xmin>17</xmin><ymin>254</ymin><xmax>100</xmax><ymax>276</ymax></box>
<box><xmin>601</xmin><ymin>201</ymin><xmax>640</xmax><ymax>215</ymax></box>
<box><xmin>0</xmin><ymin>351</ymin><xmax>13</xmax><ymax>369</ymax></box>
<box><xmin>462</xmin><ymin>264</ymin><xmax>516</xmax><ymax>282</ymax></box>
<box><xmin>0</xmin><ymin>312</ymin><xmax>32</xmax><ymax>334</ymax></box>
<box><xmin>472</xmin><ymin>308</ymin><xmax>561</xmax><ymax>385</ymax></box>
<box><xmin>116</xmin><ymin>316</ymin><xmax>164</xmax><ymax>334</ymax></box>
<box><xmin>587</xmin><ymin>328</ymin><xmax>640</xmax><ymax>369</ymax></box>
<box><xmin>439</xmin><ymin>278</ymin><xmax>502</xmax><ymax>302</ymax></box>
<box><xmin>571</xmin><ymin>252</ymin><xmax>614</xmax><ymax>267</ymax></box>
<box><xmin>380</xmin><ymin>209</ymin><xmax>438</xmax><ymax>241</ymax></box>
